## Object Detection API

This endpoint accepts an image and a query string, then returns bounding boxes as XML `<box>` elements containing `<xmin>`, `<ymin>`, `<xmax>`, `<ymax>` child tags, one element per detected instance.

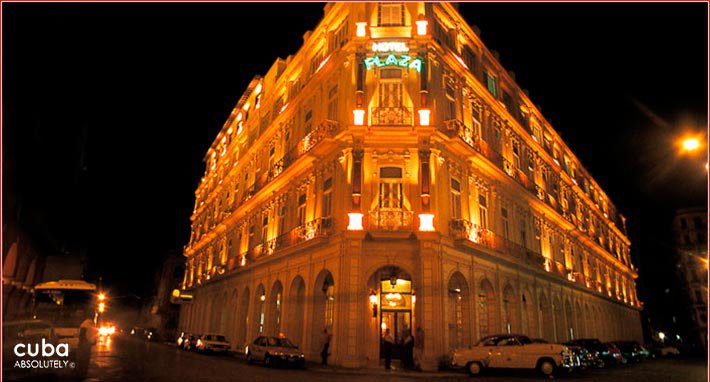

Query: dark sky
<box><xmin>3</xmin><ymin>3</ymin><xmax>708</xmax><ymax>329</ymax></box>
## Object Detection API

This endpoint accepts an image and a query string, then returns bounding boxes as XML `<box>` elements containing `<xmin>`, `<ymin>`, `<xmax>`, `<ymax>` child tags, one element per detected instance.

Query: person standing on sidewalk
<box><xmin>383</xmin><ymin>328</ymin><xmax>395</xmax><ymax>370</ymax></box>
<box><xmin>414</xmin><ymin>326</ymin><xmax>424</xmax><ymax>371</ymax></box>
<box><xmin>320</xmin><ymin>328</ymin><xmax>332</xmax><ymax>365</ymax></box>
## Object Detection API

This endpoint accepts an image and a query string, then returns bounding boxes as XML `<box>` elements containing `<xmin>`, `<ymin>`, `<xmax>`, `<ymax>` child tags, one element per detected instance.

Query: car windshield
<box><xmin>267</xmin><ymin>337</ymin><xmax>297</xmax><ymax>348</ymax></box>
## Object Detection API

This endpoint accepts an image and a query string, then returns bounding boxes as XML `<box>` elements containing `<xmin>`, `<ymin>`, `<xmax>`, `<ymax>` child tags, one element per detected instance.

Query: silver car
<box><xmin>246</xmin><ymin>336</ymin><xmax>306</xmax><ymax>368</ymax></box>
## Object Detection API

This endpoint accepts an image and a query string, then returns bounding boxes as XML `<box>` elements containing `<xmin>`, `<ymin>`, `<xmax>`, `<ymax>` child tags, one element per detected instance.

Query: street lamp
<box><xmin>682</xmin><ymin>137</ymin><xmax>700</xmax><ymax>152</ymax></box>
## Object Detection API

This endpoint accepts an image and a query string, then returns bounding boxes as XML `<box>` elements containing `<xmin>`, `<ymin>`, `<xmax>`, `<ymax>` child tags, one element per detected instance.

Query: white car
<box><xmin>451</xmin><ymin>334</ymin><xmax>576</xmax><ymax>376</ymax></box>
<box><xmin>196</xmin><ymin>334</ymin><xmax>231</xmax><ymax>354</ymax></box>
<box><xmin>246</xmin><ymin>336</ymin><xmax>306</xmax><ymax>368</ymax></box>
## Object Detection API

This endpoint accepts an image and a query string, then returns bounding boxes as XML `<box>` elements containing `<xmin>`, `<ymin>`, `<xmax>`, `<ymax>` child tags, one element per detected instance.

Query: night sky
<box><xmin>3</xmin><ymin>3</ymin><xmax>707</xmax><ymax>331</ymax></box>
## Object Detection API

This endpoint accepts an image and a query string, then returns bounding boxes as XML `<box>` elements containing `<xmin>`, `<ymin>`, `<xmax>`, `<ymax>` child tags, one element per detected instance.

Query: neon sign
<box><xmin>364</xmin><ymin>54</ymin><xmax>423</xmax><ymax>73</ymax></box>
<box><xmin>372</xmin><ymin>41</ymin><xmax>409</xmax><ymax>53</ymax></box>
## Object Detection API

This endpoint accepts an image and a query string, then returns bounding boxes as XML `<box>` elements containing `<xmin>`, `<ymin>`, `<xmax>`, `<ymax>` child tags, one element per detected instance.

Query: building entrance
<box><xmin>378</xmin><ymin>277</ymin><xmax>413</xmax><ymax>360</ymax></box>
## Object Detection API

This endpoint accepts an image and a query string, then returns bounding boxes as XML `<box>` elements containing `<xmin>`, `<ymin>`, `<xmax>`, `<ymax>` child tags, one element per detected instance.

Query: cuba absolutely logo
<box><xmin>13</xmin><ymin>338</ymin><xmax>74</xmax><ymax>369</ymax></box>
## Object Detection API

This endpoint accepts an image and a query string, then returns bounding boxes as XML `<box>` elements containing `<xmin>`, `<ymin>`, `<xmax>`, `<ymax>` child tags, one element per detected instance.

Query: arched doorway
<box><xmin>252</xmin><ymin>284</ymin><xmax>266</xmax><ymax>340</ymax></box>
<box><xmin>502</xmin><ymin>284</ymin><xmax>520</xmax><ymax>334</ymax></box>
<box><xmin>367</xmin><ymin>265</ymin><xmax>414</xmax><ymax>363</ymax></box>
<box><xmin>539</xmin><ymin>293</ymin><xmax>554</xmax><ymax>341</ymax></box>
<box><xmin>447</xmin><ymin>272</ymin><xmax>471</xmax><ymax>350</ymax></box>
<box><xmin>287</xmin><ymin>276</ymin><xmax>306</xmax><ymax>347</ymax></box>
<box><xmin>237</xmin><ymin>287</ymin><xmax>250</xmax><ymax>350</ymax></box>
<box><xmin>311</xmin><ymin>270</ymin><xmax>335</xmax><ymax>353</ymax></box>
<box><xmin>267</xmin><ymin>281</ymin><xmax>283</xmax><ymax>336</ymax></box>
<box><xmin>477</xmin><ymin>279</ymin><xmax>498</xmax><ymax>339</ymax></box>
<box><xmin>553</xmin><ymin>297</ymin><xmax>565</xmax><ymax>342</ymax></box>
<box><xmin>564</xmin><ymin>300</ymin><xmax>574</xmax><ymax>341</ymax></box>
<box><xmin>521</xmin><ymin>289</ymin><xmax>536</xmax><ymax>337</ymax></box>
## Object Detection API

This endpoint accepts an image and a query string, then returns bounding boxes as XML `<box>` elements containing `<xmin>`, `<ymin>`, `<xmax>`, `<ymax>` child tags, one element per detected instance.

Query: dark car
<box><xmin>563</xmin><ymin>342</ymin><xmax>602</xmax><ymax>370</ymax></box>
<box><xmin>183</xmin><ymin>333</ymin><xmax>201</xmax><ymax>351</ymax></box>
<box><xmin>613</xmin><ymin>341</ymin><xmax>648</xmax><ymax>363</ymax></box>
<box><xmin>569</xmin><ymin>339</ymin><xmax>624</xmax><ymax>367</ymax></box>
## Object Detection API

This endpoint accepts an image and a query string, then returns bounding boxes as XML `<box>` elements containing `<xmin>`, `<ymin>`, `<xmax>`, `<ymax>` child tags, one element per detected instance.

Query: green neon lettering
<box><xmin>363</xmin><ymin>55</ymin><xmax>423</xmax><ymax>72</ymax></box>
<box><xmin>384</xmin><ymin>54</ymin><xmax>398</xmax><ymax>66</ymax></box>
<box><xmin>399</xmin><ymin>54</ymin><xmax>411</xmax><ymax>67</ymax></box>
<box><xmin>409</xmin><ymin>58</ymin><xmax>422</xmax><ymax>73</ymax></box>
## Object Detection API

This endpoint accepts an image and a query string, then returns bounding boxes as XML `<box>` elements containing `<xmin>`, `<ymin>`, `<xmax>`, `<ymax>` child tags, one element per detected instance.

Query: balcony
<box><xmin>371</xmin><ymin>107</ymin><xmax>412</xmax><ymax>126</ymax></box>
<box><xmin>367</xmin><ymin>208</ymin><xmax>414</xmax><ymax>231</ymax></box>
<box><xmin>228</xmin><ymin>217</ymin><xmax>333</xmax><ymax>270</ymax></box>
<box><xmin>450</xmin><ymin>218</ymin><xmax>548</xmax><ymax>269</ymax></box>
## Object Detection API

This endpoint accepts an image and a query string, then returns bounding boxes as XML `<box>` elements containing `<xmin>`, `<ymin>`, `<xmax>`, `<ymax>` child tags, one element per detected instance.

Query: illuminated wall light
<box><xmin>236</xmin><ymin>112</ymin><xmax>243</xmax><ymax>122</ymax></box>
<box><xmin>353</xmin><ymin>109</ymin><xmax>365</xmax><ymax>126</ymax></box>
<box><xmin>243</xmin><ymin>102</ymin><xmax>250</xmax><ymax>111</ymax></box>
<box><xmin>347</xmin><ymin>212</ymin><xmax>364</xmax><ymax>231</ymax></box>
<box><xmin>418</xmin><ymin>213</ymin><xmax>435</xmax><ymax>232</ymax></box>
<box><xmin>418</xmin><ymin>109</ymin><xmax>431</xmax><ymax>126</ymax></box>
<box><xmin>415</xmin><ymin>20</ymin><xmax>428</xmax><ymax>36</ymax></box>
<box><xmin>260</xmin><ymin>294</ymin><xmax>266</xmax><ymax>302</ymax></box>
<box><xmin>280</xmin><ymin>103</ymin><xmax>289</xmax><ymax>114</ymax></box>
<box><xmin>454</xmin><ymin>54</ymin><xmax>468</xmax><ymax>69</ymax></box>
<box><xmin>227</xmin><ymin>127</ymin><xmax>233</xmax><ymax>135</ymax></box>
<box><xmin>254</xmin><ymin>83</ymin><xmax>263</xmax><ymax>95</ymax></box>
<box><xmin>355</xmin><ymin>22</ymin><xmax>367</xmax><ymax>37</ymax></box>
<box><xmin>317</xmin><ymin>55</ymin><xmax>331</xmax><ymax>72</ymax></box>
<box><xmin>237</xmin><ymin>122</ymin><xmax>244</xmax><ymax>135</ymax></box>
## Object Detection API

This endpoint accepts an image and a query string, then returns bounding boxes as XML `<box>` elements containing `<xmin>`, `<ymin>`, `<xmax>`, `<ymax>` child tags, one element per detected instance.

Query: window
<box><xmin>519</xmin><ymin>216</ymin><xmax>527</xmax><ymax>246</ymax></box>
<box><xmin>512</xmin><ymin>142</ymin><xmax>521</xmax><ymax>170</ymax></box>
<box><xmin>378</xmin><ymin>2</ymin><xmax>404</xmax><ymax>26</ymax></box>
<box><xmin>297</xmin><ymin>194</ymin><xmax>307</xmax><ymax>227</ymax></box>
<box><xmin>501</xmin><ymin>207</ymin><xmax>510</xmax><ymax>239</ymax></box>
<box><xmin>278</xmin><ymin>205</ymin><xmax>287</xmax><ymax>237</ymax></box>
<box><xmin>379</xmin><ymin>167</ymin><xmax>403</xmax><ymax>209</ymax></box>
<box><xmin>462</xmin><ymin>46</ymin><xmax>476</xmax><ymax>73</ymax></box>
<box><xmin>478</xmin><ymin>194</ymin><xmax>488</xmax><ymax>229</ymax></box>
<box><xmin>322</xmin><ymin>178</ymin><xmax>333</xmax><ymax>219</ymax></box>
<box><xmin>451</xmin><ymin>178</ymin><xmax>462</xmax><ymax>218</ymax></box>
<box><xmin>329</xmin><ymin>18</ymin><xmax>349</xmax><ymax>52</ymax></box>
<box><xmin>327</xmin><ymin>85</ymin><xmax>338</xmax><ymax>120</ymax></box>
<box><xmin>485</xmin><ymin>72</ymin><xmax>498</xmax><ymax>98</ymax></box>
<box><xmin>310</xmin><ymin>51</ymin><xmax>324</xmax><ymax>75</ymax></box>
<box><xmin>378</xmin><ymin>81</ymin><xmax>403</xmax><ymax>107</ymax></box>
<box><xmin>445</xmin><ymin>81</ymin><xmax>456</xmax><ymax>120</ymax></box>
<box><xmin>261</xmin><ymin>216</ymin><xmax>269</xmax><ymax>245</ymax></box>
<box><xmin>304</xmin><ymin>107</ymin><xmax>313</xmax><ymax>136</ymax></box>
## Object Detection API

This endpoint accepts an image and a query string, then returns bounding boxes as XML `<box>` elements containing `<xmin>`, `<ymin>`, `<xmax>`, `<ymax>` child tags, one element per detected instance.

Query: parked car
<box><xmin>569</xmin><ymin>339</ymin><xmax>624</xmax><ymax>367</ymax></box>
<box><xmin>246</xmin><ymin>336</ymin><xmax>306</xmax><ymax>368</ymax></box>
<box><xmin>563</xmin><ymin>342</ymin><xmax>603</xmax><ymax>370</ymax></box>
<box><xmin>648</xmin><ymin>343</ymin><xmax>680</xmax><ymax>358</ymax></box>
<box><xmin>450</xmin><ymin>334</ymin><xmax>576</xmax><ymax>377</ymax></box>
<box><xmin>176</xmin><ymin>332</ymin><xmax>189</xmax><ymax>348</ymax></box>
<box><xmin>196</xmin><ymin>334</ymin><xmax>231</xmax><ymax>354</ymax></box>
<box><xmin>603</xmin><ymin>342</ymin><xmax>627</xmax><ymax>365</ymax></box>
<box><xmin>613</xmin><ymin>341</ymin><xmax>649</xmax><ymax>363</ymax></box>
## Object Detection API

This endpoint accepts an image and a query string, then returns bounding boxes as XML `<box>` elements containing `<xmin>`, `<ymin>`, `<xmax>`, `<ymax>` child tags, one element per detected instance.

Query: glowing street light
<box><xmin>98</xmin><ymin>293</ymin><xmax>106</xmax><ymax>302</ymax></box>
<box><xmin>682</xmin><ymin>137</ymin><xmax>700</xmax><ymax>152</ymax></box>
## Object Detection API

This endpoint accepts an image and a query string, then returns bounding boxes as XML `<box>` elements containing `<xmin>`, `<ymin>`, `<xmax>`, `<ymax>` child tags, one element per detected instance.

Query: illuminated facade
<box><xmin>673</xmin><ymin>208</ymin><xmax>708</xmax><ymax>349</ymax></box>
<box><xmin>178</xmin><ymin>2</ymin><xmax>642</xmax><ymax>370</ymax></box>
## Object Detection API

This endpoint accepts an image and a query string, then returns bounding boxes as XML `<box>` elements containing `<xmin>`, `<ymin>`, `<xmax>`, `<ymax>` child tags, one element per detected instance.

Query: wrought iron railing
<box><xmin>367</xmin><ymin>209</ymin><xmax>414</xmax><ymax>231</ymax></box>
<box><xmin>371</xmin><ymin>107</ymin><xmax>412</xmax><ymax>126</ymax></box>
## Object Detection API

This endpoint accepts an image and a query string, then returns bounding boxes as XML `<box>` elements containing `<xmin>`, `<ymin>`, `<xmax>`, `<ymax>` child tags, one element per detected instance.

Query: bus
<box><xmin>31</xmin><ymin>279</ymin><xmax>98</xmax><ymax>376</ymax></box>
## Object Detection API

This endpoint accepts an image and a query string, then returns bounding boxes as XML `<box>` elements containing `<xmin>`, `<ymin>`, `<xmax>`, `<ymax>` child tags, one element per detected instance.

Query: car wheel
<box><xmin>537</xmin><ymin>359</ymin><xmax>556</xmax><ymax>376</ymax></box>
<box><xmin>467</xmin><ymin>361</ymin><xmax>482</xmax><ymax>376</ymax></box>
<box><xmin>246</xmin><ymin>352</ymin><xmax>253</xmax><ymax>364</ymax></box>
<box><xmin>264</xmin><ymin>354</ymin><xmax>272</xmax><ymax>367</ymax></box>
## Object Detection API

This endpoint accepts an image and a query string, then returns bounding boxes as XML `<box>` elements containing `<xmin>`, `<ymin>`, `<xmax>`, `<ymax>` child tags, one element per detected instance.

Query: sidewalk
<box><xmin>305</xmin><ymin>363</ymin><xmax>468</xmax><ymax>379</ymax></box>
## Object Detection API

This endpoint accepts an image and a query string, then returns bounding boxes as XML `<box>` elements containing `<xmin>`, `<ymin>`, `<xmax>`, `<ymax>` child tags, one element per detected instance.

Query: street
<box><xmin>80</xmin><ymin>336</ymin><xmax>708</xmax><ymax>382</ymax></box>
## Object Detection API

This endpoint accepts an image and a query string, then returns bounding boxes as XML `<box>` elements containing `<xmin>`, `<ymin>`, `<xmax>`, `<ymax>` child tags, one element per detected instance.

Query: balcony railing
<box><xmin>367</xmin><ymin>209</ymin><xmax>414</xmax><ymax>231</ymax></box>
<box><xmin>445</xmin><ymin>120</ymin><xmax>628</xmax><ymax>256</ymax></box>
<box><xmin>228</xmin><ymin>217</ymin><xmax>333</xmax><ymax>270</ymax></box>
<box><xmin>371</xmin><ymin>107</ymin><xmax>412</xmax><ymax>126</ymax></box>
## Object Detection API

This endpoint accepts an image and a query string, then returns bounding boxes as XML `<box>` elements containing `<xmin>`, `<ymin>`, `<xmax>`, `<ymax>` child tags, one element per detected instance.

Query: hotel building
<box><xmin>178</xmin><ymin>2</ymin><xmax>642</xmax><ymax>370</ymax></box>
